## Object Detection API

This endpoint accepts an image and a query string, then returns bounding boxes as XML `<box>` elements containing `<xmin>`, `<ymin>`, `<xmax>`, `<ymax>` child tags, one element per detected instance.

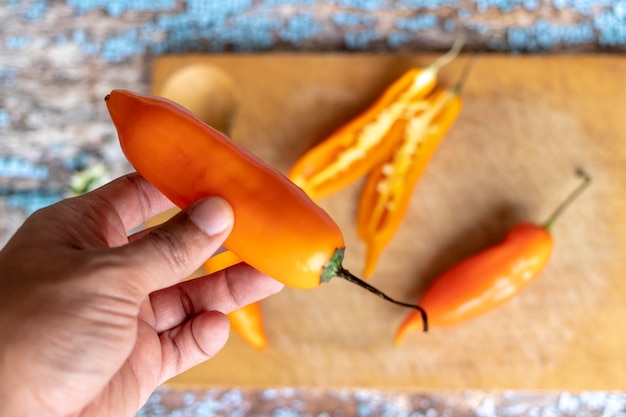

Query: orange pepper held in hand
<box><xmin>105</xmin><ymin>90</ymin><xmax>428</xmax><ymax>329</ymax></box>
<box><xmin>288</xmin><ymin>38</ymin><xmax>464</xmax><ymax>200</ymax></box>
<box><xmin>394</xmin><ymin>169</ymin><xmax>591</xmax><ymax>344</ymax></box>
<box><xmin>106</xmin><ymin>89</ymin><xmax>339</xmax><ymax>290</ymax></box>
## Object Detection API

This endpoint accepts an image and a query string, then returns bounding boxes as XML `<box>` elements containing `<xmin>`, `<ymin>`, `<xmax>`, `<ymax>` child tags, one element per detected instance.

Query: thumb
<box><xmin>117</xmin><ymin>196</ymin><xmax>234</xmax><ymax>294</ymax></box>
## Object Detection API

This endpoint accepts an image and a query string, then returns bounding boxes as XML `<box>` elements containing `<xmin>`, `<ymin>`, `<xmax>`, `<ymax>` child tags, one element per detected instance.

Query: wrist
<box><xmin>0</xmin><ymin>343</ymin><xmax>53</xmax><ymax>417</ymax></box>
<box><xmin>0</xmin><ymin>381</ymin><xmax>44</xmax><ymax>417</ymax></box>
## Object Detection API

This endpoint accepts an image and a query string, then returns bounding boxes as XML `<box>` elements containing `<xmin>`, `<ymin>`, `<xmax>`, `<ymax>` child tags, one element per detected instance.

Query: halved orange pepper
<box><xmin>288</xmin><ymin>38</ymin><xmax>464</xmax><ymax>200</ymax></box>
<box><xmin>105</xmin><ymin>89</ymin><xmax>428</xmax><ymax>329</ymax></box>
<box><xmin>358</xmin><ymin>86</ymin><xmax>463</xmax><ymax>277</ymax></box>
<box><xmin>395</xmin><ymin>170</ymin><xmax>591</xmax><ymax>343</ymax></box>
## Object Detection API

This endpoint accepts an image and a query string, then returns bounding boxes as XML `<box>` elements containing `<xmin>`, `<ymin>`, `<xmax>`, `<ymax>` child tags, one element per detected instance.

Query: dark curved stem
<box><xmin>543</xmin><ymin>168</ymin><xmax>592</xmax><ymax>230</ymax></box>
<box><xmin>336</xmin><ymin>267</ymin><xmax>429</xmax><ymax>332</ymax></box>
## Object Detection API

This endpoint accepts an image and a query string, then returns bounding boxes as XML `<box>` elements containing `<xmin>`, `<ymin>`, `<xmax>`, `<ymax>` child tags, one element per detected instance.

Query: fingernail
<box><xmin>189</xmin><ymin>197</ymin><xmax>233</xmax><ymax>236</ymax></box>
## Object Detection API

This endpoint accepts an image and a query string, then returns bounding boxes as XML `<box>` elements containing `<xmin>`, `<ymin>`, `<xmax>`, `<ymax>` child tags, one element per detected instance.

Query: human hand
<box><xmin>0</xmin><ymin>173</ymin><xmax>283</xmax><ymax>417</ymax></box>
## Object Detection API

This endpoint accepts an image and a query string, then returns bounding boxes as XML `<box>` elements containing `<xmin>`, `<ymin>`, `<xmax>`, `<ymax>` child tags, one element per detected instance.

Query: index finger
<box><xmin>86</xmin><ymin>173</ymin><xmax>175</xmax><ymax>232</ymax></box>
<box><xmin>147</xmin><ymin>263</ymin><xmax>284</xmax><ymax>333</ymax></box>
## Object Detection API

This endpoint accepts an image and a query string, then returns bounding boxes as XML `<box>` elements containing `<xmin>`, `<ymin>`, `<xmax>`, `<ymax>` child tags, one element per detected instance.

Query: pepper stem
<box><xmin>336</xmin><ymin>267</ymin><xmax>429</xmax><ymax>332</ymax></box>
<box><xmin>428</xmin><ymin>35</ymin><xmax>465</xmax><ymax>73</ymax></box>
<box><xmin>321</xmin><ymin>247</ymin><xmax>428</xmax><ymax>332</ymax></box>
<box><xmin>543</xmin><ymin>168</ymin><xmax>592</xmax><ymax>230</ymax></box>
<box><xmin>451</xmin><ymin>52</ymin><xmax>478</xmax><ymax>96</ymax></box>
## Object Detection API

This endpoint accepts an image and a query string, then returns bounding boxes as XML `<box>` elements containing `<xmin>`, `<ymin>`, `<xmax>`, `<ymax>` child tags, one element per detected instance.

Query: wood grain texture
<box><xmin>152</xmin><ymin>54</ymin><xmax>626</xmax><ymax>391</ymax></box>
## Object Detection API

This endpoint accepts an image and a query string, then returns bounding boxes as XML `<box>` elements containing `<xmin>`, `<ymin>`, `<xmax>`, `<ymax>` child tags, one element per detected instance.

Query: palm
<box><xmin>82</xmin><ymin>316</ymin><xmax>161</xmax><ymax>417</ymax></box>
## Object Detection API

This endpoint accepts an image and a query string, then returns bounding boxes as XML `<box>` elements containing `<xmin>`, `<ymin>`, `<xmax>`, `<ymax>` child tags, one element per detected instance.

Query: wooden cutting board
<box><xmin>151</xmin><ymin>53</ymin><xmax>626</xmax><ymax>391</ymax></box>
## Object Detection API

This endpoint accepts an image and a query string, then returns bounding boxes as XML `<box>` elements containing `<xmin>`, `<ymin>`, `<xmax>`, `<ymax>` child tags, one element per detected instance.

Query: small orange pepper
<box><xmin>226</xmin><ymin>302</ymin><xmax>268</xmax><ymax>350</ymax></box>
<box><xmin>105</xmin><ymin>90</ymin><xmax>428</xmax><ymax>329</ymax></box>
<box><xmin>202</xmin><ymin>253</ymin><xmax>266</xmax><ymax>350</ymax></box>
<box><xmin>203</xmin><ymin>249</ymin><xmax>241</xmax><ymax>273</ymax></box>
<box><xmin>288</xmin><ymin>38</ymin><xmax>464</xmax><ymax>200</ymax></box>
<box><xmin>395</xmin><ymin>169</ymin><xmax>591</xmax><ymax>344</ymax></box>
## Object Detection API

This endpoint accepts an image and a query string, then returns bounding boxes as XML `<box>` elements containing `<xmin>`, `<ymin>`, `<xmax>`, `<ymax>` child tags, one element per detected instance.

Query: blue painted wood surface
<box><xmin>2</xmin><ymin>0</ymin><xmax>625</xmax><ymax>62</ymax></box>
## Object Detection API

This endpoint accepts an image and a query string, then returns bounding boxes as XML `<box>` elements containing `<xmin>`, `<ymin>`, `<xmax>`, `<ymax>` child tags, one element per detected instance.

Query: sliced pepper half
<box><xmin>357</xmin><ymin>86</ymin><xmax>463</xmax><ymax>278</ymax></box>
<box><xmin>288</xmin><ymin>38</ymin><xmax>464</xmax><ymax>200</ymax></box>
